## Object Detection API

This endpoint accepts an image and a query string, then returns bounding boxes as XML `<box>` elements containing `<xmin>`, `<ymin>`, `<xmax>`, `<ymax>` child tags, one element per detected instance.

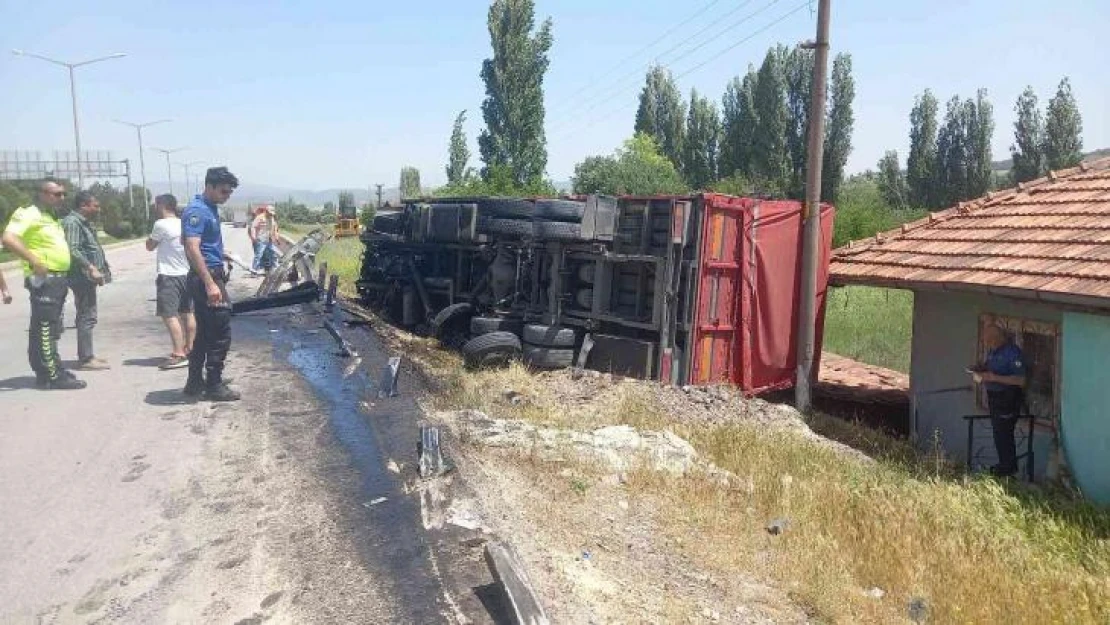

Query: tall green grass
<box><xmin>824</xmin><ymin>286</ymin><xmax>913</xmax><ymax>372</ymax></box>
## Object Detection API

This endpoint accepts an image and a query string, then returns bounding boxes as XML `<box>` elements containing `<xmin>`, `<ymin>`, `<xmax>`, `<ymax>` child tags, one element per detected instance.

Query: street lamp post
<box><xmin>177</xmin><ymin>161</ymin><xmax>204</xmax><ymax>199</ymax></box>
<box><xmin>152</xmin><ymin>147</ymin><xmax>187</xmax><ymax>199</ymax></box>
<box><xmin>12</xmin><ymin>49</ymin><xmax>126</xmax><ymax>188</ymax></box>
<box><xmin>114</xmin><ymin>118</ymin><xmax>170</xmax><ymax>218</ymax></box>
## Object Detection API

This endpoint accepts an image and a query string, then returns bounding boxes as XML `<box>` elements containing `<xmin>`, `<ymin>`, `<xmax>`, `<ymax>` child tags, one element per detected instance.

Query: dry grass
<box><xmin>422</xmin><ymin>358</ymin><xmax>1110</xmax><ymax>624</ymax></box>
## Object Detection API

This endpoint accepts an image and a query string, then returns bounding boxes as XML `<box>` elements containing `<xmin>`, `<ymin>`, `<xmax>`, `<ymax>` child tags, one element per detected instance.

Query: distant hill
<box><xmin>991</xmin><ymin>147</ymin><xmax>1109</xmax><ymax>172</ymax></box>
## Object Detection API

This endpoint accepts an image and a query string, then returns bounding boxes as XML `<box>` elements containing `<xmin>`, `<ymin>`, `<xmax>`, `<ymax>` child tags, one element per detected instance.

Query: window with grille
<box><xmin>976</xmin><ymin>314</ymin><xmax>1060</xmax><ymax>425</ymax></box>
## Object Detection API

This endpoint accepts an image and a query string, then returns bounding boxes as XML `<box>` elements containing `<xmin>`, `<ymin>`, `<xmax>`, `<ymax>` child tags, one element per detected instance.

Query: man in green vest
<box><xmin>0</xmin><ymin>179</ymin><xmax>87</xmax><ymax>390</ymax></box>
<box><xmin>62</xmin><ymin>191</ymin><xmax>112</xmax><ymax>370</ymax></box>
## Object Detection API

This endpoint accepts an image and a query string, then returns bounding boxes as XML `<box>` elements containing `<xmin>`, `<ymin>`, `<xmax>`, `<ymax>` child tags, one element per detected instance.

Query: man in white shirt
<box><xmin>146</xmin><ymin>194</ymin><xmax>195</xmax><ymax>369</ymax></box>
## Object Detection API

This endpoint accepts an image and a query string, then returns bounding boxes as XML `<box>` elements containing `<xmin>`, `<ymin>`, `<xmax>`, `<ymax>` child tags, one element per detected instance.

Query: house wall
<box><xmin>1061</xmin><ymin>312</ymin><xmax>1110</xmax><ymax>503</ymax></box>
<box><xmin>909</xmin><ymin>290</ymin><xmax>1058</xmax><ymax>478</ymax></box>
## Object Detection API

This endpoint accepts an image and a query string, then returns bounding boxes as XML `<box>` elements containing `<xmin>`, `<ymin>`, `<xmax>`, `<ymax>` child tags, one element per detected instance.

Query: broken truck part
<box><xmin>356</xmin><ymin>195</ymin><xmax>835</xmax><ymax>394</ymax></box>
<box><xmin>232</xmin><ymin>229</ymin><xmax>331</xmax><ymax>314</ymax></box>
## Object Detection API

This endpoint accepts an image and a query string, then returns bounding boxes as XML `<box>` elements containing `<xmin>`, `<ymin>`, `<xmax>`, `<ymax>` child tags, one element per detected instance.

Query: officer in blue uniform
<box><xmin>970</xmin><ymin>324</ymin><xmax>1027</xmax><ymax>477</ymax></box>
<box><xmin>181</xmin><ymin>167</ymin><xmax>240</xmax><ymax>401</ymax></box>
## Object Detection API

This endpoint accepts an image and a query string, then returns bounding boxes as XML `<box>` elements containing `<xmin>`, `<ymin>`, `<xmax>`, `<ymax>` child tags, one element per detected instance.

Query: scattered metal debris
<box><xmin>378</xmin><ymin>356</ymin><xmax>400</xmax><ymax>398</ymax></box>
<box><xmin>418</xmin><ymin>425</ymin><xmax>447</xmax><ymax>479</ymax></box>
<box><xmin>362</xmin><ymin>497</ymin><xmax>388</xmax><ymax>508</ymax></box>
<box><xmin>322</xmin><ymin>319</ymin><xmax>356</xmax><ymax>357</ymax></box>
<box><xmin>484</xmin><ymin>540</ymin><xmax>550</xmax><ymax>625</ymax></box>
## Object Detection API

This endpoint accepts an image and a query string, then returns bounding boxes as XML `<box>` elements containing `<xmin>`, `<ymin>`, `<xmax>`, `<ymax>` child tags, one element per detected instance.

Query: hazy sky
<box><xmin>1</xmin><ymin>0</ymin><xmax>1107</xmax><ymax>191</ymax></box>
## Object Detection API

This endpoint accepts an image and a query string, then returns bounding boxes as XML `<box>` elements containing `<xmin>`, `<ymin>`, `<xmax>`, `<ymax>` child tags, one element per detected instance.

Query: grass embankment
<box><xmin>429</xmin><ymin>359</ymin><xmax>1110</xmax><ymax>624</ymax></box>
<box><xmin>824</xmin><ymin>285</ymin><xmax>914</xmax><ymax>373</ymax></box>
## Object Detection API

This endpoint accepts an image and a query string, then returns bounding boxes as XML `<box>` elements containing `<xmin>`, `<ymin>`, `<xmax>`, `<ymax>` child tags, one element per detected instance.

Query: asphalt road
<box><xmin>0</xmin><ymin>227</ymin><xmax>495</xmax><ymax>624</ymax></box>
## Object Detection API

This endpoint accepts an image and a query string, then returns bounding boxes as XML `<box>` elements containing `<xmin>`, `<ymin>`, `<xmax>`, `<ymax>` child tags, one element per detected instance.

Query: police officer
<box><xmin>0</xmin><ymin>179</ymin><xmax>86</xmax><ymax>390</ymax></box>
<box><xmin>181</xmin><ymin>167</ymin><xmax>240</xmax><ymax>401</ymax></box>
<box><xmin>970</xmin><ymin>324</ymin><xmax>1026</xmax><ymax>477</ymax></box>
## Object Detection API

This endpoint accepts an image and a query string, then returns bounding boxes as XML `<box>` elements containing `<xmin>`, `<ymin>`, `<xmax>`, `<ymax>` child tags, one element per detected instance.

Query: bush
<box><xmin>833</xmin><ymin>177</ymin><xmax>925</xmax><ymax>248</ymax></box>
<box><xmin>571</xmin><ymin>133</ymin><xmax>688</xmax><ymax>196</ymax></box>
<box><xmin>105</xmin><ymin>221</ymin><xmax>133</xmax><ymax>239</ymax></box>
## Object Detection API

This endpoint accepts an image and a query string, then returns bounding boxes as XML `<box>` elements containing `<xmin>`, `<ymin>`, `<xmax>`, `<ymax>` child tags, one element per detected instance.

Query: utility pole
<box><xmin>375</xmin><ymin>183</ymin><xmax>384</xmax><ymax>208</ymax></box>
<box><xmin>177</xmin><ymin>161</ymin><xmax>204</xmax><ymax>198</ymax></box>
<box><xmin>795</xmin><ymin>0</ymin><xmax>831</xmax><ymax>412</ymax></box>
<box><xmin>114</xmin><ymin>118</ymin><xmax>170</xmax><ymax>220</ymax></box>
<box><xmin>152</xmin><ymin>147</ymin><xmax>186</xmax><ymax>199</ymax></box>
<box><xmin>12</xmin><ymin>50</ymin><xmax>127</xmax><ymax>188</ymax></box>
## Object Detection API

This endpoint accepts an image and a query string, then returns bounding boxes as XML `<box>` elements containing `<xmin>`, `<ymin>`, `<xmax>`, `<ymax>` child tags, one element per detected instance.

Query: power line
<box><xmin>550</xmin><ymin>1</ymin><xmax>811</xmax><ymax>143</ymax></box>
<box><xmin>550</xmin><ymin>0</ymin><xmax>724</xmax><ymax>109</ymax></box>
<box><xmin>548</xmin><ymin>0</ymin><xmax>759</xmax><ymax>122</ymax></box>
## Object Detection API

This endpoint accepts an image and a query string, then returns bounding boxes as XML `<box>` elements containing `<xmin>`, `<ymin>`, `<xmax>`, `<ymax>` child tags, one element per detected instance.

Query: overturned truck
<box><xmin>357</xmin><ymin>194</ymin><xmax>834</xmax><ymax>393</ymax></box>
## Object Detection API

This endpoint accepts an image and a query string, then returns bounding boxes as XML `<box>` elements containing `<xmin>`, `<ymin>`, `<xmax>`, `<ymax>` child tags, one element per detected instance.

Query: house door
<box><xmin>1061</xmin><ymin>312</ymin><xmax>1110</xmax><ymax>504</ymax></box>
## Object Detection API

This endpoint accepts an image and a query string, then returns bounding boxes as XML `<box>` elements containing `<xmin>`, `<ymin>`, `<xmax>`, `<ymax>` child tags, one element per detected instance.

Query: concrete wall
<box><xmin>909</xmin><ymin>290</ymin><xmax>1058</xmax><ymax>478</ymax></box>
<box><xmin>1061</xmin><ymin>312</ymin><xmax>1110</xmax><ymax>503</ymax></box>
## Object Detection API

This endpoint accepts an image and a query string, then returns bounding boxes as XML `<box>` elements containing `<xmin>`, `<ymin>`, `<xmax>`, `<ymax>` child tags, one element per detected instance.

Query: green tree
<box><xmin>783</xmin><ymin>47</ymin><xmax>813</xmax><ymax>199</ymax></box>
<box><xmin>1043</xmin><ymin>77</ymin><xmax>1083</xmax><ymax>171</ymax></box>
<box><xmin>750</xmin><ymin>49</ymin><xmax>788</xmax><ymax>191</ymax></box>
<box><xmin>572</xmin><ymin>133</ymin><xmax>687</xmax><ymax>196</ymax></box>
<box><xmin>934</xmin><ymin>95</ymin><xmax>969</xmax><ymax>207</ymax></box>
<box><xmin>720</xmin><ymin>69</ymin><xmax>758</xmax><ymax>179</ymax></box>
<box><xmin>478</xmin><ymin>0</ymin><xmax>553</xmax><ymax>186</ymax></box>
<box><xmin>877</xmin><ymin>150</ymin><xmax>908</xmax><ymax>209</ymax></box>
<box><xmin>446</xmin><ymin>110</ymin><xmax>470</xmax><ymax>185</ymax></box>
<box><xmin>1010</xmin><ymin>86</ymin><xmax>1045</xmax><ymax>183</ymax></box>
<box><xmin>682</xmin><ymin>89</ymin><xmax>720</xmax><ymax>190</ymax></box>
<box><xmin>359</xmin><ymin>203</ymin><xmax>377</xmax><ymax>229</ymax></box>
<box><xmin>399</xmin><ymin>166</ymin><xmax>421</xmax><ymax>200</ymax></box>
<box><xmin>634</xmin><ymin>66</ymin><xmax>686</xmax><ymax>171</ymax></box>
<box><xmin>965</xmin><ymin>88</ymin><xmax>995</xmax><ymax>199</ymax></box>
<box><xmin>907</xmin><ymin>90</ymin><xmax>939</xmax><ymax>208</ymax></box>
<box><xmin>821</xmin><ymin>53</ymin><xmax>855</xmax><ymax>203</ymax></box>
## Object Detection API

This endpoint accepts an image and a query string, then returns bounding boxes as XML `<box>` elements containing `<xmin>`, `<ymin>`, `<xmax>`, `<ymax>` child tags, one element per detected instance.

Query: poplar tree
<box><xmin>635</xmin><ymin>66</ymin><xmax>687</xmax><ymax>171</ymax></box>
<box><xmin>821</xmin><ymin>53</ymin><xmax>855</xmax><ymax>202</ymax></box>
<box><xmin>683</xmin><ymin>89</ymin><xmax>721</xmax><ymax>190</ymax></box>
<box><xmin>907</xmin><ymin>90</ymin><xmax>939</xmax><ymax>207</ymax></box>
<box><xmin>1010</xmin><ymin>87</ymin><xmax>1044</xmax><ymax>183</ymax></box>
<box><xmin>750</xmin><ymin>49</ymin><xmax>788</xmax><ymax>191</ymax></box>
<box><xmin>446</xmin><ymin>110</ymin><xmax>470</xmax><ymax>185</ymax></box>
<box><xmin>1044</xmin><ymin>77</ymin><xmax>1083</xmax><ymax>170</ymax></box>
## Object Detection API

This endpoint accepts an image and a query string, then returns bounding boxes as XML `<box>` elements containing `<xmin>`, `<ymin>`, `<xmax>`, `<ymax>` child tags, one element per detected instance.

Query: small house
<box><xmin>829</xmin><ymin>158</ymin><xmax>1110</xmax><ymax>502</ymax></box>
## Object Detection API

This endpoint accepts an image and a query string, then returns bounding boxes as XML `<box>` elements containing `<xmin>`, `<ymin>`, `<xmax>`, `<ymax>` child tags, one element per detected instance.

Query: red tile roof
<box><xmin>830</xmin><ymin>158</ymin><xmax>1110</xmax><ymax>308</ymax></box>
<box><xmin>817</xmin><ymin>353</ymin><xmax>908</xmax><ymax>405</ymax></box>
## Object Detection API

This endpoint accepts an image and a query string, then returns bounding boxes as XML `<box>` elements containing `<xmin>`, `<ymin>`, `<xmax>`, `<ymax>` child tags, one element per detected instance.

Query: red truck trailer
<box><xmin>357</xmin><ymin>194</ymin><xmax>833</xmax><ymax>394</ymax></box>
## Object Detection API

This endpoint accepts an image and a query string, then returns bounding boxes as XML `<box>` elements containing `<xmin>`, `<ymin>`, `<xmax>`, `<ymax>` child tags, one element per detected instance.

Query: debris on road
<box><xmin>484</xmin><ymin>540</ymin><xmax>551</xmax><ymax>625</ymax></box>
<box><xmin>363</xmin><ymin>497</ymin><xmax>388</xmax><ymax>508</ymax></box>
<box><xmin>378</xmin><ymin>356</ymin><xmax>400</xmax><ymax>398</ymax></box>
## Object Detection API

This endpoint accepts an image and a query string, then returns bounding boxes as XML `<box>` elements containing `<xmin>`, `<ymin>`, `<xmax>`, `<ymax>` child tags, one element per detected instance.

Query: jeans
<box><xmin>252</xmin><ymin>240</ymin><xmax>274</xmax><ymax>271</ymax></box>
<box><xmin>71</xmin><ymin>279</ymin><xmax>98</xmax><ymax>362</ymax></box>
<box><xmin>26</xmin><ymin>275</ymin><xmax>68</xmax><ymax>381</ymax></box>
<box><xmin>187</xmin><ymin>268</ymin><xmax>232</xmax><ymax>388</ymax></box>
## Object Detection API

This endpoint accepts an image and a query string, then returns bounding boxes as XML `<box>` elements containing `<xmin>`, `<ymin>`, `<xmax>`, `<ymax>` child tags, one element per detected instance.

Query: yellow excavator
<box><xmin>334</xmin><ymin>191</ymin><xmax>361</xmax><ymax>238</ymax></box>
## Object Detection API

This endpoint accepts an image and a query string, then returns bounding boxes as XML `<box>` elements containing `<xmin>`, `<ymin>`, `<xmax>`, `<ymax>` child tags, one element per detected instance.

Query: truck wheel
<box><xmin>534</xmin><ymin>199</ymin><xmax>585</xmax><ymax>222</ymax></box>
<box><xmin>470</xmin><ymin>316</ymin><xmax>524</xmax><ymax>336</ymax></box>
<box><xmin>575</xmin><ymin>288</ymin><xmax>593</xmax><ymax>309</ymax></box>
<box><xmin>534</xmin><ymin>221</ymin><xmax>585</xmax><ymax>241</ymax></box>
<box><xmin>522</xmin><ymin>345</ymin><xmax>575</xmax><ymax>370</ymax></box>
<box><xmin>477</xmin><ymin>198</ymin><xmax>535</xmax><ymax>219</ymax></box>
<box><xmin>462</xmin><ymin>332</ymin><xmax>522</xmax><ymax>369</ymax></box>
<box><xmin>478</xmin><ymin>217</ymin><xmax>534</xmax><ymax>238</ymax></box>
<box><xmin>432</xmin><ymin>303</ymin><xmax>474</xmax><ymax>349</ymax></box>
<box><xmin>523</xmin><ymin>323</ymin><xmax>577</xmax><ymax>347</ymax></box>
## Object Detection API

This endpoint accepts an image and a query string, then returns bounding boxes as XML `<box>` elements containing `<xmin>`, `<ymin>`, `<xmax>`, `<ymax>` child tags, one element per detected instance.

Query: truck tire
<box><xmin>432</xmin><ymin>303</ymin><xmax>474</xmax><ymax>349</ymax></box>
<box><xmin>534</xmin><ymin>199</ymin><xmax>585</xmax><ymax>222</ymax></box>
<box><xmin>523</xmin><ymin>323</ymin><xmax>576</xmax><ymax>347</ymax></box>
<box><xmin>575</xmin><ymin>288</ymin><xmax>593</xmax><ymax>309</ymax></box>
<box><xmin>534</xmin><ymin>221</ymin><xmax>585</xmax><ymax>241</ymax></box>
<box><xmin>478</xmin><ymin>217</ymin><xmax>534</xmax><ymax>238</ymax></box>
<box><xmin>477</xmin><ymin>198</ymin><xmax>535</xmax><ymax>219</ymax></box>
<box><xmin>462</xmin><ymin>332</ymin><xmax>522</xmax><ymax>369</ymax></box>
<box><xmin>523</xmin><ymin>345</ymin><xmax>575</xmax><ymax>370</ymax></box>
<box><xmin>470</xmin><ymin>316</ymin><xmax>524</xmax><ymax>336</ymax></box>
<box><xmin>576</xmin><ymin>263</ymin><xmax>596</xmax><ymax>284</ymax></box>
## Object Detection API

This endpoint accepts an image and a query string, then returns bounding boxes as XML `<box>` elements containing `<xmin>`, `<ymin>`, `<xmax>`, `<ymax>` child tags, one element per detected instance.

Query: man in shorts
<box><xmin>147</xmin><ymin>194</ymin><xmax>195</xmax><ymax>369</ymax></box>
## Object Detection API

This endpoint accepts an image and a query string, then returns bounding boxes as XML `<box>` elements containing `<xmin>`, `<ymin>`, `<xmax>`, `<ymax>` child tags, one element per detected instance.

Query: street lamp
<box><xmin>12</xmin><ymin>49</ymin><xmax>127</xmax><ymax>188</ymax></box>
<box><xmin>177</xmin><ymin>161</ymin><xmax>204</xmax><ymax>198</ymax></box>
<box><xmin>152</xmin><ymin>147</ymin><xmax>187</xmax><ymax>199</ymax></box>
<box><xmin>113</xmin><ymin>118</ymin><xmax>170</xmax><ymax>214</ymax></box>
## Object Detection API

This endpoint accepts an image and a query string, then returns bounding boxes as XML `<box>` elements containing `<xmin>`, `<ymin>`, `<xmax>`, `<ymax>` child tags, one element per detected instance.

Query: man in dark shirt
<box><xmin>62</xmin><ymin>191</ymin><xmax>112</xmax><ymax>370</ymax></box>
<box><xmin>971</xmin><ymin>324</ymin><xmax>1027</xmax><ymax>477</ymax></box>
<box><xmin>181</xmin><ymin>167</ymin><xmax>240</xmax><ymax>401</ymax></box>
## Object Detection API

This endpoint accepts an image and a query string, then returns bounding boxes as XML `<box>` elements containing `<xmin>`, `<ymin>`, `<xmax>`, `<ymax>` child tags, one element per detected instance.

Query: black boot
<box><xmin>183</xmin><ymin>375</ymin><xmax>205</xmax><ymax>398</ymax></box>
<box><xmin>204</xmin><ymin>382</ymin><xmax>240</xmax><ymax>402</ymax></box>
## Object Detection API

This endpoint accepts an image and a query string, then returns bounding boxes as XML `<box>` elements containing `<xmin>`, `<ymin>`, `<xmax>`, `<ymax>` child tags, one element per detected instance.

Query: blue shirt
<box><xmin>181</xmin><ymin>195</ymin><xmax>224</xmax><ymax>268</ymax></box>
<box><xmin>984</xmin><ymin>342</ymin><xmax>1025</xmax><ymax>392</ymax></box>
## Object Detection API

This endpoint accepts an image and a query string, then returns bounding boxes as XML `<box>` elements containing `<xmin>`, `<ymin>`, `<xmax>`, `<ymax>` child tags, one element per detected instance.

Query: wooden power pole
<box><xmin>375</xmin><ymin>184</ymin><xmax>384</xmax><ymax>208</ymax></box>
<box><xmin>795</xmin><ymin>0</ymin><xmax>831</xmax><ymax>412</ymax></box>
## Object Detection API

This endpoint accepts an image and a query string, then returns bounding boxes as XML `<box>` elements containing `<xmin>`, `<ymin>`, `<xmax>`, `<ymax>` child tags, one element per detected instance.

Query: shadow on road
<box><xmin>144</xmin><ymin>389</ymin><xmax>197</xmax><ymax>406</ymax></box>
<box><xmin>0</xmin><ymin>376</ymin><xmax>38</xmax><ymax>391</ymax></box>
<box><xmin>125</xmin><ymin>357</ymin><xmax>166</xmax><ymax>368</ymax></box>
<box><xmin>473</xmin><ymin>583</ymin><xmax>512</xmax><ymax>625</ymax></box>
